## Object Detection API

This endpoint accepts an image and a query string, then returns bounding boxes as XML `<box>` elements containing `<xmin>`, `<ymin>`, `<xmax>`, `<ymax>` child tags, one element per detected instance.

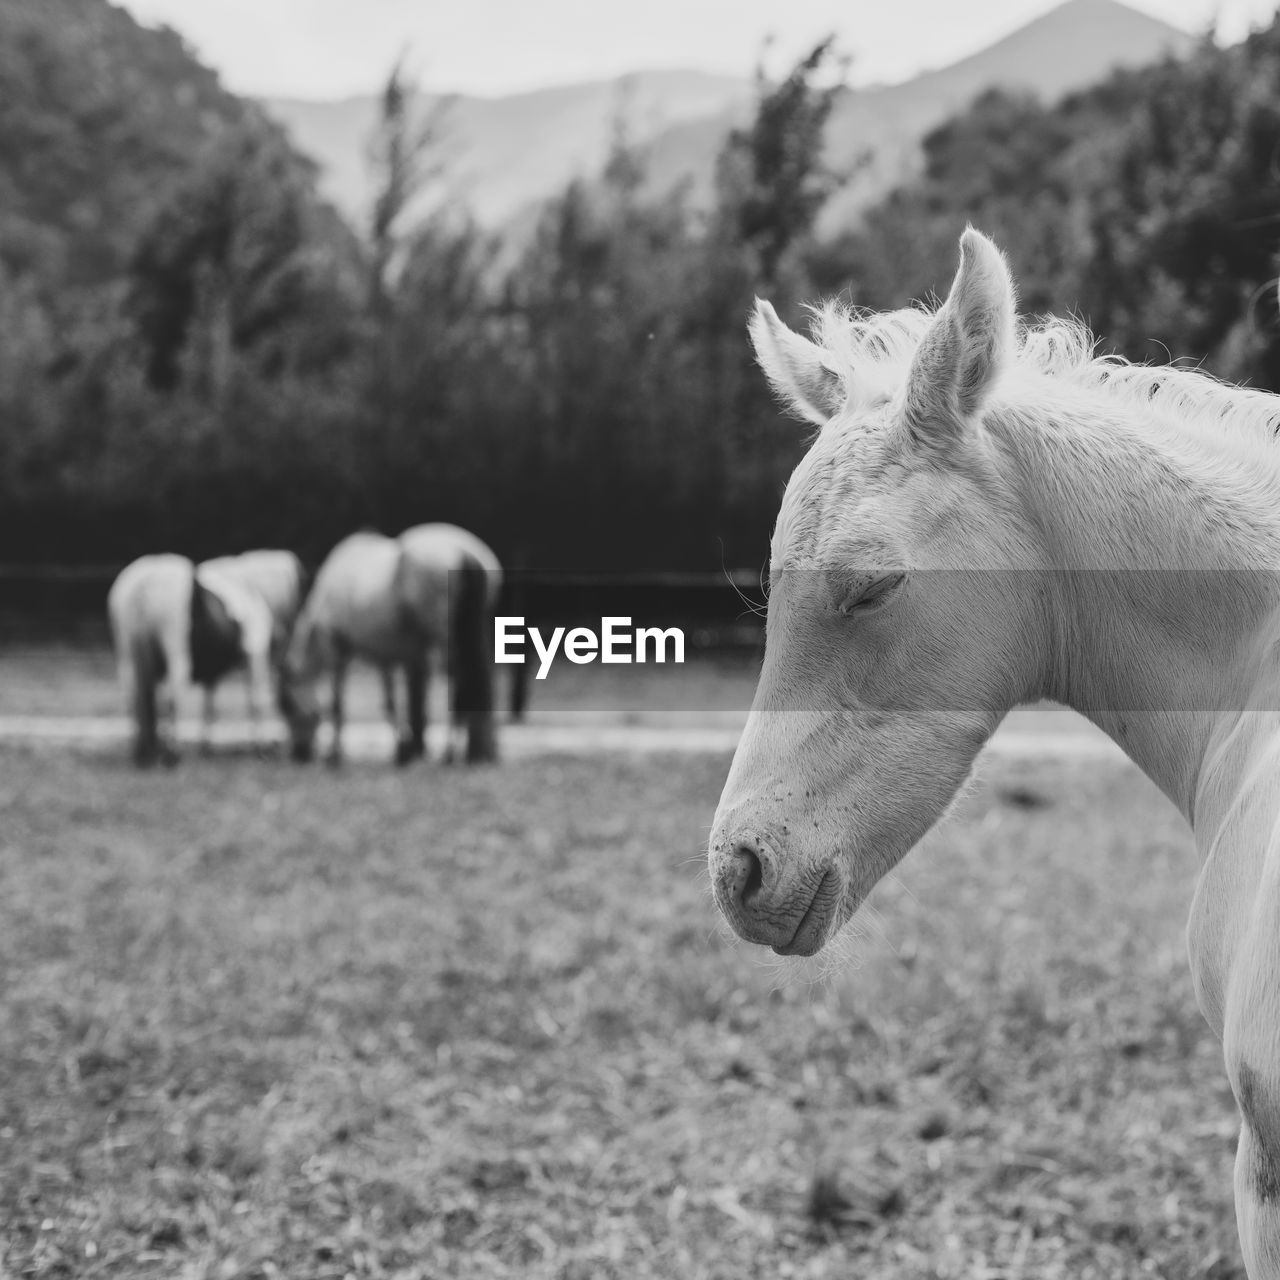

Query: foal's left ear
<box><xmin>749</xmin><ymin>299</ymin><xmax>845</xmax><ymax>427</ymax></box>
<box><xmin>903</xmin><ymin>227</ymin><xmax>1016</xmax><ymax>443</ymax></box>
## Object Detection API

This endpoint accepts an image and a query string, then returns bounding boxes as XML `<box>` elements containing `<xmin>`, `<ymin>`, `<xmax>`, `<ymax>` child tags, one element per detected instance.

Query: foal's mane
<box><xmin>810</xmin><ymin>302</ymin><xmax>1280</xmax><ymax>447</ymax></box>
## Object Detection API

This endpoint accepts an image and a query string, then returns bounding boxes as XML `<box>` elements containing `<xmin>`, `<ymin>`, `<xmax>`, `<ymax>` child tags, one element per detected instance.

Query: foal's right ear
<box><xmin>903</xmin><ymin>227</ymin><xmax>1015</xmax><ymax>445</ymax></box>
<box><xmin>749</xmin><ymin>299</ymin><xmax>844</xmax><ymax>427</ymax></box>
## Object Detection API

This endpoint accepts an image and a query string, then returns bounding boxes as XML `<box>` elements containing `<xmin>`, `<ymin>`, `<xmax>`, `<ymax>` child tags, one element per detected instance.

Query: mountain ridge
<box><xmin>265</xmin><ymin>69</ymin><xmax>752</xmax><ymax>230</ymax></box>
<box><xmin>262</xmin><ymin>0</ymin><xmax>1195</xmax><ymax>236</ymax></box>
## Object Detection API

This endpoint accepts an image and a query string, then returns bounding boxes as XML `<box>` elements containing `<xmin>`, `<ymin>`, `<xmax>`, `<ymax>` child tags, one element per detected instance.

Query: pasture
<box><xmin>0</xmin><ymin>739</ymin><xmax>1243</xmax><ymax>1278</ymax></box>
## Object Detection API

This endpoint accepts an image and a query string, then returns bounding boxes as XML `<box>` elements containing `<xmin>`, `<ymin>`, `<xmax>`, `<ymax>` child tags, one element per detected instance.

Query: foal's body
<box><xmin>708</xmin><ymin>229</ymin><xmax>1280</xmax><ymax>1274</ymax></box>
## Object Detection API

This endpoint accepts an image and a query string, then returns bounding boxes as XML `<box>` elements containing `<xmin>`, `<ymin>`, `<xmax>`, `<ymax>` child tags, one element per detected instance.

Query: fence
<box><xmin>0</xmin><ymin>565</ymin><xmax>769</xmax><ymax>647</ymax></box>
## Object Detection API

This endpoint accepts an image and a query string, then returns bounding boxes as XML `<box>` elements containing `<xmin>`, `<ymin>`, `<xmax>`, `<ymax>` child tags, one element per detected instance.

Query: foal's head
<box><xmin>709</xmin><ymin>228</ymin><xmax>1051</xmax><ymax>956</ymax></box>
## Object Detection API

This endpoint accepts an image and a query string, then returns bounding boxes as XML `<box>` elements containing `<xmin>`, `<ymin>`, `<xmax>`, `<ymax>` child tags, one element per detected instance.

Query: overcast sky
<box><xmin>116</xmin><ymin>0</ymin><xmax>1280</xmax><ymax>100</ymax></box>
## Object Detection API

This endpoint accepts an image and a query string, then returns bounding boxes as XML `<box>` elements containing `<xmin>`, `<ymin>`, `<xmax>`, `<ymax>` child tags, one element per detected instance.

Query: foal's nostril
<box><xmin>728</xmin><ymin>843</ymin><xmax>765</xmax><ymax>905</ymax></box>
<box><xmin>737</xmin><ymin>844</ymin><xmax>762</xmax><ymax>906</ymax></box>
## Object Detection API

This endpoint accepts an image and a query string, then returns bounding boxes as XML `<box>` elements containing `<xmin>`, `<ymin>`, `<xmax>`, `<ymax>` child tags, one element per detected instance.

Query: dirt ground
<box><xmin>0</xmin><ymin>742</ymin><xmax>1242</xmax><ymax>1279</ymax></box>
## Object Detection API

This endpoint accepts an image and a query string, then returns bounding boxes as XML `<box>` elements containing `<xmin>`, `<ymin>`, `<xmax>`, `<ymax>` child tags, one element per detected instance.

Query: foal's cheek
<box><xmin>822</xmin><ymin>652</ymin><xmax>890</xmax><ymax>721</ymax></box>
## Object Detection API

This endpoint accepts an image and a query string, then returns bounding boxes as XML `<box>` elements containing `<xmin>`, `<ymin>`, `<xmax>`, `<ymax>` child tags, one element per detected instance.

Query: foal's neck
<box><xmin>993</xmin><ymin>403</ymin><xmax>1280</xmax><ymax>822</ymax></box>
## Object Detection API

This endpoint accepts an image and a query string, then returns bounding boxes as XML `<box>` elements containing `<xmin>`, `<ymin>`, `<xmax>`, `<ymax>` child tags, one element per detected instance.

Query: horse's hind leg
<box><xmin>156</xmin><ymin>623</ymin><xmax>195</xmax><ymax>765</ymax></box>
<box><xmin>126</xmin><ymin>639</ymin><xmax>161</xmax><ymax>767</ymax></box>
<box><xmin>201</xmin><ymin>686</ymin><xmax>216</xmax><ymax>756</ymax></box>
<box><xmin>327</xmin><ymin>649</ymin><xmax>349</xmax><ymax>767</ymax></box>
<box><xmin>245</xmin><ymin>647</ymin><xmax>274</xmax><ymax>755</ymax></box>
<box><xmin>379</xmin><ymin>664</ymin><xmax>397</xmax><ymax>740</ymax></box>
<box><xmin>398</xmin><ymin>658</ymin><xmax>427</xmax><ymax>765</ymax></box>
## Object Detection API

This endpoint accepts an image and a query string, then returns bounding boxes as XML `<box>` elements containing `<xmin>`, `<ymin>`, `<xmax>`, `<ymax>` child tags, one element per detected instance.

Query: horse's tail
<box><xmin>451</xmin><ymin>551</ymin><xmax>497</xmax><ymax>763</ymax></box>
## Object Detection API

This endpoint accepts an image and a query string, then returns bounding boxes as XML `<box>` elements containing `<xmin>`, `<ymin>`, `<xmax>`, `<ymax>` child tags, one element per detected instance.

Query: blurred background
<box><xmin>3</xmin><ymin>0</ymin><xmax>1279</xmax><ymax>589</ymax></box>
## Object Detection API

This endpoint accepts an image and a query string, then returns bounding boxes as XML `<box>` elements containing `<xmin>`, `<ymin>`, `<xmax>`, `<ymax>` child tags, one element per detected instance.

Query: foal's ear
<box><xmin>749</xmin><ymin>299</ymin><xmax>844</xmax><ymax>427</ymax></box>
<box><xmin>904</xmin><ymin>227</ymin><xmax>1015</xmax><ymax>442</ymax></box>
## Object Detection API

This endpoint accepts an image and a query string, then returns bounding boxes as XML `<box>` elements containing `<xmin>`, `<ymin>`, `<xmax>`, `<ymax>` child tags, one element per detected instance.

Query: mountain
<box><xmin>643</xmin><ymin>0</ymin><xmax>1196</xmax><ymax>233</ymax></box>
<box><xmin>263</xmin><ymin>0</ymin><xmax>1194</xmax><ymax>239</ymax></box>
<box><xmin>817</xmin><ymin>0</ymin><xmax>1197</xmax><ymax>230</ymax></box>
<box><xmin>0</xmin><ymin>0</ymin><xmax>306</xmax><ymax>290</ymax></box>
<box><xmin>265</xmin><ymin>69</ymin><xmax>751</xmax><ymax>231</ymax></box>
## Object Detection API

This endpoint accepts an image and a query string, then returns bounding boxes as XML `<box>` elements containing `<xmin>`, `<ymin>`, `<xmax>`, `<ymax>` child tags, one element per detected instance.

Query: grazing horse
<box><xmin>708</xmin><ymin>227</ymin><xmax>1280</xmax><ymax>1276</ymax></box>
<box><xmin>198</xmin><ymin>549</ymin><xmax>306</xmax><ymax>659</ymax></box>
<box><xmin>281</xmin><ymin>523</ymin><xmax>500</xmax><ymax>765</ymax></box>
<box><xmin>198</xmin><ymin>549</ymin><xmax>306</xmax><ymax>726</ymax></box>
<box><xmin>107</xmin><ymin>553</ymin><xmax>276</xmax><ymax>764</ymax></box>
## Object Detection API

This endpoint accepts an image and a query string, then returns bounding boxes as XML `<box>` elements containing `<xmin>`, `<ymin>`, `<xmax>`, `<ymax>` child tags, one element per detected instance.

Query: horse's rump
<box><xmin>390</xmin><ymin>550</ymin><xmax>449</xmax><ymax>654</ymax></box>
<box><xmin>107</xmin><ymin>553</ymin><xmax>193</xmax><ymax>764</ymax></box>
<box><xmin>394</xmin><ymin>525</ymin><xmax>500</xmax><ymax>762</ymax></box>
<box><xmin>199</xmin><ymin>550</ymin><xmax>303</xmax><ymax>665</ymax></box>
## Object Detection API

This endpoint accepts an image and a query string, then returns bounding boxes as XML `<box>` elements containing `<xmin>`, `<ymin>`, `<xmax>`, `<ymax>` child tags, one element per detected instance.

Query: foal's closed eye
<box><xmin>837</xmin><ymin>572</ymin><xmax>907</xmax><ymax>617</ymax></box>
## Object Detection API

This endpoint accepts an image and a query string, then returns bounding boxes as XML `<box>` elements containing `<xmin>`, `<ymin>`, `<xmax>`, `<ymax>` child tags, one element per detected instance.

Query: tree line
<box><xmin>1</xmin><ymin>0</ymin><xmax>1278</xmax><ymax>573</ymax></box>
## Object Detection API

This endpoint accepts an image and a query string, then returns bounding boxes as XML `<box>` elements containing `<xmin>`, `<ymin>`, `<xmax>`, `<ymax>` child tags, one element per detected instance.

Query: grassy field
<box><xmin>0</xmin><ymin>743</ymin><xmax>1242</xmax><ymax>1278</ymax></box>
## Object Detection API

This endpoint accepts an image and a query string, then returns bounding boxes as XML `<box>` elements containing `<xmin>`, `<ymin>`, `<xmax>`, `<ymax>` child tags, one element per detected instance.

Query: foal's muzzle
<box><xmin>710</xmin><ymin>830</ymin><xmax>840</xmax><ymax>957</ymax></box>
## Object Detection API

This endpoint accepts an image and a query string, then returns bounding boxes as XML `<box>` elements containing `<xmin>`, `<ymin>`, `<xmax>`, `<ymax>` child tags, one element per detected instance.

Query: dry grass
<box><xmin>0</xmin><ymin>744</ymin><xmax>1243</xmax><ymax>1278</ymax></box>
